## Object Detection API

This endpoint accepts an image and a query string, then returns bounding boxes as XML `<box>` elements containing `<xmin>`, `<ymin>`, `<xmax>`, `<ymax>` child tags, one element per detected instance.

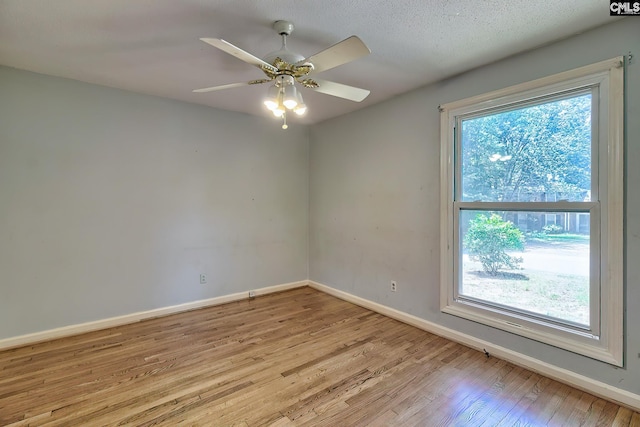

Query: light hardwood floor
<box><xmin>1</xmin><ymin>287</ymin><xmax>638</xmax><ymax>426</ymax></box>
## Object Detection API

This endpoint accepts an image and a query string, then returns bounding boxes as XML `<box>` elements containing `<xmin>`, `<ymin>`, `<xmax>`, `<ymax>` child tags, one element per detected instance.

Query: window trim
<box><xmin>439</xmin><ymin>57</ymin><xmax>624</xmax><ymax>366</ymax></box>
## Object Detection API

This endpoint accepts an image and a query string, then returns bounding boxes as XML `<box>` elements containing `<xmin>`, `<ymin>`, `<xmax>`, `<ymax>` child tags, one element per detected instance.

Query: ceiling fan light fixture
<box><xmin>273</xmin><ymin>106</ymin><xmax>286</xmax><ymax>117</ymax></box>
<box><xmin>294</xmin><ymin>92</ymin><xmax>306</xmax><ymax>115</ymax></box>
<box><xmin>282</xmin><ymin>85</ymin><xmax>298</xmax><ymax>110</ymax></box>
<box><xmin>294</xmin><ymin>104</ymin><xmax>307</xmax><ymax>116</ymax></box>
<box><xmin>263</xmin><ymin>85</ymin><xmax>280</xmax><ymax>110</ymax></box>
<box><xmin>264</xmin><ymin>99</ymin><xmax>278</xmax><ymax>111</ymax></box>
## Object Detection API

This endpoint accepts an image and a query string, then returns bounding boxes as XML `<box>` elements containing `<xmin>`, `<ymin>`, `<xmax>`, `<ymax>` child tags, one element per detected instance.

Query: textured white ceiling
<box><xmin>0</xmin><ymin>1</ymin><xmax>620</xmax><ymax>124</ymax></box>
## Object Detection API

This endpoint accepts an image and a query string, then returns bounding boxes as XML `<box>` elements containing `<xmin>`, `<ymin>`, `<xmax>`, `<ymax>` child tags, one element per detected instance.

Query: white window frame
<box><xmin>440</xmin><ymin>57</ymin><xmax>624</xmax><ymax>366</ymax></box>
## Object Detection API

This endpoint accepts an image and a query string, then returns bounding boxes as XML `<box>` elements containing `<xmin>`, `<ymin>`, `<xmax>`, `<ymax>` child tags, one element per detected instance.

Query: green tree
<box><xmin>461</xmin><ymin>94</ymin><xmax>591</xmax><ymax>203</ymax></box>
<box><xmin>464</xmin><ymin>214</ymin><xmax>525</xmax><ymax>275</ymax></box>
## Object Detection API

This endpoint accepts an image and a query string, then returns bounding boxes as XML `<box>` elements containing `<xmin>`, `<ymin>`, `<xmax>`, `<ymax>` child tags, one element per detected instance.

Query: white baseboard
<box><xmin>308</xmin><ymin>280</ymin><xmax>640</xmax><ymax>412</ymax></box>
<box><xmin>0</xmin><ymin>280</ymin><xmax>308</xmax><ymax>351</ymax></box>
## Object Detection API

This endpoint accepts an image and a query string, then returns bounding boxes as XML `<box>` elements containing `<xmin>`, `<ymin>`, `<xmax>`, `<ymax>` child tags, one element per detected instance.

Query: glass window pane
<box><xmin>460</xmin><ymin>94</ymin><xmax>592</xmax><ymax>202</ymax></box>
<box><xmin>459</xmin><ymin>210</ymin><xmax>590</xmax><ymax>327</ymax></box>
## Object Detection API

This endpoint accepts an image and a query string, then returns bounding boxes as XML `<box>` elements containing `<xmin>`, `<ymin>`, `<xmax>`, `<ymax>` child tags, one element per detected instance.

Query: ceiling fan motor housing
<box><xmin>275</xmin><ymin>75</ymin><xmax>295</xmax><ymax>87</ymax></box>
<box><xmin>264</xmin><ymin>49</ymin><xmax>305</xmax><ymax>66</ymax></box>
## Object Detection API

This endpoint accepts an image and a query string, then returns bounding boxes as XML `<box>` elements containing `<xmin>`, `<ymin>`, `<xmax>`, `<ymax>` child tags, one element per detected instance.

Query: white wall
<box><xmin>309</xmin><ymin>18</ymin><xmax>639</xmax><ymax>394</ymax></box>
<box><xmin>0</xmin><ymin>67</ymin><xmax>309</xmax><ymax>339</ymax></box>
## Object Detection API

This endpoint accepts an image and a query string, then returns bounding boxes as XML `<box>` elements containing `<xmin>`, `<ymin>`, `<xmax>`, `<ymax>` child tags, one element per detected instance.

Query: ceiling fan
<box><xmin>193</xmin><ymin>20</ymin><xmax>371</xmax><ymax>128</ymax></box>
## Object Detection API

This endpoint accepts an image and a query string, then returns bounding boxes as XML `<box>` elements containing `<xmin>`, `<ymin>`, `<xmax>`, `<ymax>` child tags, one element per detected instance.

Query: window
<box><xmin>440</xmin><ymin>58</ymin><xmax>624</xmax><ymax>365</ymax></box>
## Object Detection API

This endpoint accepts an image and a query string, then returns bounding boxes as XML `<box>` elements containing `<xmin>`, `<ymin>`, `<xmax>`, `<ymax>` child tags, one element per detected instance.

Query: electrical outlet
<box><xmin>249</xmin><ymin>291</ymin><xmax>256</xmax><ymax>298</ymax></box>
<box><xmin>391</xmin><ymin>281</ymin><xmax>397</xmax><ymax>292</ymax></box>
<box><xmin>200</xmin><ymin>274</ymin><xmax>207</xmax><ymax>284</ymax></box>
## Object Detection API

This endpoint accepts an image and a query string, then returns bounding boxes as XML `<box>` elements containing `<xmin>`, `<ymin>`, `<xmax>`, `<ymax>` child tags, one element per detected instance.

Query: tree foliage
<box><xmin>464</xmin><ymin>214</ymin><xmax>525</xmax><ymax>275</ymax></box>
<box><xmin>461</xmin><ymin>94</ymin><xmax>591</xmax><ymax>202</ymax></box>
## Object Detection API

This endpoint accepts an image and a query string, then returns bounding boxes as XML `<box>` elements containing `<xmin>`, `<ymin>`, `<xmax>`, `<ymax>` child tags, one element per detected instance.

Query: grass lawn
<box><xmin>526</xmin><ymin>232</ymin><xmax>590</xmax><ymax>244</ymax></box>
<box><xmin>461</xmin><ymin>235</ymin><xmax>590</xmax><ymax>326</ymax></box>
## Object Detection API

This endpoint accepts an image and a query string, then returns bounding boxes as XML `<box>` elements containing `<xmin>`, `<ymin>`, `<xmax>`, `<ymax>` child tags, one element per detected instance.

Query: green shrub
<box><xmin>464</xmin><ymin>214</ymin><xmax>525</xmax><ymax>275</ymax></box>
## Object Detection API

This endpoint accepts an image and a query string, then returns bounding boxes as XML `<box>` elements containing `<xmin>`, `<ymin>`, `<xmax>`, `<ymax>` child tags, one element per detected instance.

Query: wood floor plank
<box><xmin>0</xmin><ymin>287</ymin><xmax>637</xmax><ymax>426</ymax></box>
<box><xmin>477</xmin><ymin>369</ymin><xmax>540</xmax><ymax>426</ymax></box>
<box><xmin>494</xmin><ymin>376</ymin><xmax>553</xmax><ymax>425</ymax></box>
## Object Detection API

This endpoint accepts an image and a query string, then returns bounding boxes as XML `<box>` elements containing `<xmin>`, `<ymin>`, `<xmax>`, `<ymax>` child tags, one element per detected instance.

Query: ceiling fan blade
<box><xmin>192</xmin><ymin>82</ymin><xmax>250</xmax><ymax>93</ymax></box>
<box><xmin>310</xmin><ymin>78</ymin><xmax>370</xmax><ymax>102</ymax></box>
<box><xmin>200</xmin><ymin>38</ymin><xmax>277</xmax><ymax>72</ymax></box>
<box><xmin>301</xmin><ymin>36</ymin><xmax>370</xmax><ymax>74</ymax></box>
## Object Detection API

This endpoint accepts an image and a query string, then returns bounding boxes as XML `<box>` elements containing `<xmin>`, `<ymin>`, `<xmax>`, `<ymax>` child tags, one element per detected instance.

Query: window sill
<box><xmin>442</xmin><ymin>300</ymin><xmax>622</xmax><ymax>366</ymax></box>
